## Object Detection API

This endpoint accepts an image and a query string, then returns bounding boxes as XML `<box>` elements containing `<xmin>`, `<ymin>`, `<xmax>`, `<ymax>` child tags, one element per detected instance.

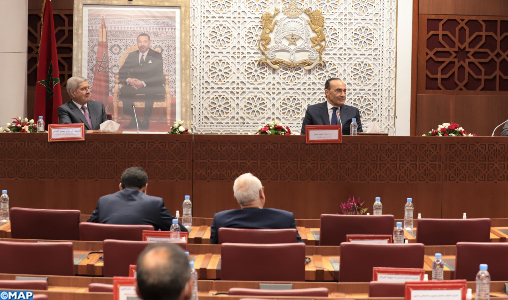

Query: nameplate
<box><xmin>372</xmin><ymin>267</ymin><xmax>425</xmax><ymax>282</ymax></box>
<box><xmin>142</xmin><ymin>230</ymin><xmax>188</xmax><ymax>243</ymax></box>
<box><xmin>305</xmin><ymin>125</ymin><xmax>342</xmax><ymax>144</ymax></box>
<box><xmin>113</xmin><ymin>277</ymin><xmax>139</xmax><ymax>300</ymax></box>
<box><xmin>129</xmin><ymin>265</ymin><xmax>137</xmax><ymax>278</ymax></box>
<box><xmin>48</xmin><ymin>124</ymin><xmax>85</xmax><ymax>142</ymax></box>
<box><xmin>405</xmin><ymin>280</ymin><xmax>467</xmax><ymax>300</ymax></box>
<box><xmin>346</xmin><ymin>234</ymin><xmax>393</xmax><ymax>244</ymax></box>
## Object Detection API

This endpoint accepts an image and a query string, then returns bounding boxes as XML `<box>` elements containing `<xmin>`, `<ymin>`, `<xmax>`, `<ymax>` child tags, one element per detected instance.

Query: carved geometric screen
<box><xmin>190</xmin><ymin>0</ymin><xmax>397</xmax><ymax>134</ymax></box>
<box><xmin>426</xmin><ymin>18</ymin><xmax>508</xmax><ymax>91</ymax></box>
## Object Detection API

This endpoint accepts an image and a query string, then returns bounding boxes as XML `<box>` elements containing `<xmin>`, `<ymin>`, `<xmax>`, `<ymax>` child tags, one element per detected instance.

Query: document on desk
<box><xmin>405</xmin><ymin>280</ymin><xmax>466</xmax><ymax>300</ymax></box>
<box><xmin>305</xmin><ymin>125</ymin><xmax>342</xmax><ymax>144</ymax></box>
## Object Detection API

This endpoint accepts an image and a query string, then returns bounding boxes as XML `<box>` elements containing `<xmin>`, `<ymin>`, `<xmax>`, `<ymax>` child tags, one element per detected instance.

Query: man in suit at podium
<box><xmin>57</xmin><ymin>76</ymin><xmax>108</xmax><ymax>130</ymax></box>
<box><xmin>87</xmin><ymin>167</ymin><xmax>187</xmax><ymax>232</ymax></box>
<box><xmin>210</xmin><ymin>173</ymin><xmax>303</xmax><ymax>244</ymax></box>
<box><xmin>119</xmin><ymin>33</ymin><xmax>165</xmax><ymax>130</ymax></box>
<box><xmin>301</xmin><ymin>78</ymin><xmax>363</xmax><ymax>135</ymax></box>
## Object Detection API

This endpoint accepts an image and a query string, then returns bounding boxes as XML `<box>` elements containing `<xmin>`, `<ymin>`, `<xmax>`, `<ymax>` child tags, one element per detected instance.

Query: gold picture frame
<box><xmin>72</xmin><ymin>0</ymin><xmax>191</xmax><ymax>127</ymax></box>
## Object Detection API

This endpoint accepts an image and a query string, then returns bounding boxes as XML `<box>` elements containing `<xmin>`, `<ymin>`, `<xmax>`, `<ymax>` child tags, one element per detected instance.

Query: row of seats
<box><xmin>1</xmin><ymin>240</ymin><xmax>507</xmax><ymax>281</ymax></box>
<box><xmin>9</xmin><ymin>208</ymin><xmax>493</xmax><ymax>245</ymax></box>
<box><xmin>0</xmin><ymin>279</ymin><xmax>403</xmax><ymax>298</ymax></box>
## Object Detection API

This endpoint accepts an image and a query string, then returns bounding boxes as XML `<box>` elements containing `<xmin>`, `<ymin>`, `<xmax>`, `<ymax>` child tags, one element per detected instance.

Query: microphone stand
<box><xmin>132</xmin><ymin>104</ymin><xmax>140</xmax><ymax>134</ymax></box>
<box><xmin>491</xmin><ymin>119</ymin><xmax>508</xmax><ymax>136</ymax></box>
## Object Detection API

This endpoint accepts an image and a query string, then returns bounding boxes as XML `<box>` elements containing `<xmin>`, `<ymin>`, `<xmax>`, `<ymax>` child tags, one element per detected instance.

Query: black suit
<box><xmin>87</xmin><ymin>188</ymin><xmax>187</xmax><ymax>232</ymax></box>
<box><xmin>210</xmin><ymin>207</ymin><xmax>303</xmax><ymax>244</ymax></box>
<box><xmin>301</xmin><ymin>101</ymin><xmax>363</xmax><ymax>135</ymax></box>
<box><xmin>57</xmin><ymin>100</ymin><xmax>107</xmax><ymax>130</ymax></box>
<box><xmin>118</xmin><ymin>48</ymin><xmax>165</xmax><ymax>121</ymax></box>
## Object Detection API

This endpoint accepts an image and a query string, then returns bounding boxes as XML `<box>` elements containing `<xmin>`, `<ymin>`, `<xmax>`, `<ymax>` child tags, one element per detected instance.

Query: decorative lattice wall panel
<box><xmin>190</xmin><ymin>0</ymin><xmax>396</xmax><ymax>134</ymax></box>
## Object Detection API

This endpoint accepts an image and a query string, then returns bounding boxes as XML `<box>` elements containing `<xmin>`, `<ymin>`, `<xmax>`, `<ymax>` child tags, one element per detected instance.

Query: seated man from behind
<box><xmin>136</xmin><ymin>243</ymin><xmax>192</xmax><ymax>300</ymax></box>
<box><xmin>87</xmin><ymin>167</ymin><xmax>187</xmax><ymax>232</ymax></box>
<box><xmin>210</xmin><ymin>173</ymin><xmax>302</xmax><ymax>244</ymax></box>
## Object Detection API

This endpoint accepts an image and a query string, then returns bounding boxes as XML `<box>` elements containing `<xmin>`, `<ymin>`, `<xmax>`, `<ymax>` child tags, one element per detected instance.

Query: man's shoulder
<box><xmin>88</xmin><ymin>99</ymin><xmax>105</xmax><ymax>109</ymax></box>
<box><xmin>214</xmin><ymin>209</ymin><xmax>239</xmax><ymax>218</ymax></box>
<box><xmin>342</xmin><ymin>104</ymin><xmax>359</xmax><ymax>112</ymax></box>
<box><xmin>262</xmin><ymin>208</ymin><xmax>294</xmax><ymax>217</ymax></box>
<box><xmin>58</xmin><ymin>101</ymin><xmax>73</xmax><ymax>111</ymax></box>
<box><xmin>148</xmin><ymin>49</ymin><xmax>163</xmax><ymax>58</ymax></box>
<box><xmin>307</xmin><ymin>101</ymin><xmax>327</xmax><ymax>111</ymax></box>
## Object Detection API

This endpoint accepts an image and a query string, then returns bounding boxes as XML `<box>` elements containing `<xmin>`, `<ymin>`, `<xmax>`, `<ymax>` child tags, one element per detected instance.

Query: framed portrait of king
<box><xmin>73</xmin><ymin>0</ymin><xmax>190</xmax><ymax>132</ymax></box>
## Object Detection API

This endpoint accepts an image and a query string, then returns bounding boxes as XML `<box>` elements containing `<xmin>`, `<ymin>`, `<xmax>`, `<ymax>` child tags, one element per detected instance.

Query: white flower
<box><xmin>268</xmin><ymin>122</ymin><xmax>273</xmax><ymax>127</ymax></box>
<box><xmin>274</xmin><ymin>120</ymin><xmax>279</xmax><ymax>125</ymax></box>
<box><xmin>469</xmin><ymin>133</ymin><xmax>474</xmax><ymax>136</ymax></box>
<box><xmin>187</xmin><ymin>129</ymin><xmax>192</xmax><ymax>134</ymax></box>
<box><xmin>449</xmin><ymin>133</ymin><xmax>455</xmax><ymax>136</ymax></box>
<box><xmin>179</xmin><ymin>126</ymin><xmax>185</xmax><ymax>132</ymax></box>
<box><xmin>24</xmin><ymin>118</ymin><xmax>28</xmax><ymax>123</ymax></box>
<box><xmin>23</xmin><ymin>126</ymin><xmax>29</xmax><ymax>131</ymax></box>
<box><xmin>178</xmin><ymin>120</ymin><xmax>183</xmax><ymax>125</ymax></box>
<box><xmin>4</xmin><ymin>128</ymin><xmax>10</xmax><ymax>132</ymax></box>
<box><xmin>6</xmin><ymin>123</ymin><xmax>10</xmax><ymax>127</ymax></box>
<box><xmin>17</xmin><ymin>124</ymin><xmax>21</xmax><ymax>127</ymax></box>
<box><xmin>458</xmin><ymin>127</ymin><xmax>463</xmax><ymax>131</ymax></box>
<box><xmin>258</xmin><ymin>126</ymin><xmax>262</xmax><ymax>131</ymax></box>
<box><xmin>442</xmin><ymin>123</ymin><xmax>450</xmax><ymax>127</ymax></box>
<box><xmin>422</xmin><ymin>134</ymin><xmax>426</xmax><ymax>136</ymax></box>
<box><xmin>29</xmin><ymin>119</ymin><xmax>34</xmax><ymax>124</ymax></box>
<box><xmin>17</xmin><ymin>117</ymin><xmax>21</xmax><ymax>121</ymax></box>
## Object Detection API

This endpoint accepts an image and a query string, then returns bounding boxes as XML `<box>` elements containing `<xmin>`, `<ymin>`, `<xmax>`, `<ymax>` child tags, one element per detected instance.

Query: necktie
<box><xmin>331</xmin><ymin>107</ymin><xmax>338</xmax><ymax>125</ymax></box>
<box><xmin>81</xmin><ymin>106</ymin><xmax>93</xmax><ymax>129</ymax></box>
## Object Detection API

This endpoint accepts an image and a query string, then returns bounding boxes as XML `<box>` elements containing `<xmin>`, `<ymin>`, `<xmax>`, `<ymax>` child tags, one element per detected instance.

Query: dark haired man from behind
<box><xmin>136</xmin><ymin>243</ymin><xmax>192</xmax><ymax>300</ymax></box>
<box><xmin>87</xmin><ymin>167</ymin><xmax>187</xmax><ymax>232</ymax></box>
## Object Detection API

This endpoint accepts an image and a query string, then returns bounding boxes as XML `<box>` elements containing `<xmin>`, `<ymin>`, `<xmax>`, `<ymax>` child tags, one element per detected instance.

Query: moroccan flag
<box><xmin>34</xmin><ymin>0</ymin><xmax>62</xmax><ymax>127</ymax></box>
<box><xmin>91</xmin><ymin>17</ymin><xmax>110</xmax><ymax>109</ymax></box>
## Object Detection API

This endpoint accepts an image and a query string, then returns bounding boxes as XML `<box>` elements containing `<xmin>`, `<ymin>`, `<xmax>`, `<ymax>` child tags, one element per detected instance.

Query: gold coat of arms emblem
<box><xmin>258</xmin><ymin>0</ymin><xmax>327</xmax><ymax>70</ymax></box>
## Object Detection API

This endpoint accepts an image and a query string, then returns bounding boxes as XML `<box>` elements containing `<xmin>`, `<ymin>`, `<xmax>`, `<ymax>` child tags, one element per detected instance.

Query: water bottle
<box><xmin>475</xmin><ymin>264</ymin><xmax>490</xmax><ymax>300</ymax></box>
<box><xmin>432</xmin><ymin>253</ymin><xmax>444</xmax><ymax>280</ymax></box>
<box><xmin>350</xmin><ymin>118</ymin><xmax>358</xmax><ymax>135</ymax></box>
<box><xmin>404</xmin><ymin>198</ymin><xmax>414</xmax><ymax>233</ymax></box>
<box><xmin>394</xmin><ymin>222</ymin><xmax>404</xmax><ymax>243</ymax></box>
<box><xmin>0</xmin><ymin>190</ymin><xmax>9</xmax><ymax>221</ymax></box>
<box><xmin>37</xmin><ymin>116</ymin><xmax>45</xmax><ymax>132</ymax></box>
<box><xmin>182</xmin><ymin>195</ymin><xmax>192</xmax><ymax>228</ymax></box>
<box><xmin>170</xmin><ymin>219</ymin><xmax>181</xmax><ymax>241</ymax></box>
<box><xmin>190</xmin><ymin>261</ymin><xmax>199</xmax><ymax>300</ymax></box>
<box><xmin>373</xmin><ymin>197</ymin><xmax>382</xmax><ymax>215</ymax></box>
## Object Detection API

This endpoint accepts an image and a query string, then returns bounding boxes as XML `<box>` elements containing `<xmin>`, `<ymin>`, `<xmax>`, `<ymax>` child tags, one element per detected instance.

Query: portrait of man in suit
<box><xmin>301</xmin><ymin>78</ymin><xmax>363</xmax><ymax>135</ymax></box>
<box><xmin>57</xmin><ymin>76</ymin><xmax>108</xmax><ymax>131</ymax></box>
<box><xmin>119</xmin><ymin>33</ymin><xmax>165</xmax><ymax>130</ymax></box>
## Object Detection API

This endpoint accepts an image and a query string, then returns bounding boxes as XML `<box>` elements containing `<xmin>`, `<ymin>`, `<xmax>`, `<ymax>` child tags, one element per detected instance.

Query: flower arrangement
<box><xmin>423</xmin><ymin>123</ymin><xmax>476</xmax><ymax>137</ymax></box>
<box><xmin>256</xmin><ymin>120</ymin><xmax>294</xmax><ymax>135</ymax></box>
<box><xmin>168</xmin><ymin>120</ymin><xmax>191</xmax><ymax>134</ymax></box>
<box><xmin>1</xmin><ymin>117</ymin><xmax>37</xmax><ymax>133</ymax></box>
<box><xmin>340</xmin><ymin>196</ymin><xmax>368</xmax><ymax>215</ymax></box>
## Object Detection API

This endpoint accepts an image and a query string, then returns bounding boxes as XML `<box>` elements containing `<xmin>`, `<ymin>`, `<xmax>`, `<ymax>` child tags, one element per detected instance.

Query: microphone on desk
<box><xmin>132</xmin><ymin>104</ymin><xmax>140</xmax><ymax>134</ymax></box>
<box><xmin>491</xmin><ymin>119</ymin><xmax>508</xmax><ymax>136</ymax></box>
<box><xmin>336</xmin><ymin>107</ymin><xmax>341</xmax><ymax>126</ymax></box>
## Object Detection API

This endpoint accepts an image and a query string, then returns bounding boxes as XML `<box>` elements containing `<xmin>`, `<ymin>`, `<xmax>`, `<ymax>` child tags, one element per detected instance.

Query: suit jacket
<box><xmin>87</xmin><ymin>188</ymin><xmax>188</xmax><ymax>232</ymax></box>
<box><xmin>301</xmin><ymin>102</ymin><xmax>363</xmax><ymax>135</ymax></box>
<box><xmin>118</xmin><ymin>48</ymin><xmax>164</xmax><ymax>93</ymax></box>
<box><xmin>210</xmin><ymin>207</ymin><xmax>303</xmax><ymax>244</ymax></box>
<box><xmin>57</xmin><ymin>100</ymin><xmax>107</xmax><ymax>130</ymax></box>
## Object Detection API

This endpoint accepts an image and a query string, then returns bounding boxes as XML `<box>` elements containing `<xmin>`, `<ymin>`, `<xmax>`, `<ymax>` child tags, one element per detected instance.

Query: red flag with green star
<box><xmin>34</xmin><ymin>0</ymin><xmax>62</xmax><ymax>128</ymax></box>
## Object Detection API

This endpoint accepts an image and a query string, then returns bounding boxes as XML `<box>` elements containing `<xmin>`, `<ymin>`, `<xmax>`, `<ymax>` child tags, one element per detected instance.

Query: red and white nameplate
<box><xmin>405</xmin><ymin>280</ymin><xmax>467</xmax><ymax>300</ymax></box>
<box><xmin>372</xmin><ymin>267</ymin><xmax>425</xmax><ymax>282</ymax></box>
<box><xmin>347</xmin><ymin>234</ymin><xmax>393</xmax><ymax>244</ymax></box>
<box><xmin>113</xmin><ymin>277</ymin><xmax>138</xmax><ymax>300</ymax></box>
<box><xmin>305</xmin><ymin>125</ymin><xmax>342</xmax><ymax>144</ymax></box>
<box><xmin>142</xmin><ymin>230</ymin><xmax>188</xmax><ymax>243</ymax></box>
<box><xmin>48</xmin><ymin>123</ymin><xmax>85</xmax><ymax>142</ymax></box>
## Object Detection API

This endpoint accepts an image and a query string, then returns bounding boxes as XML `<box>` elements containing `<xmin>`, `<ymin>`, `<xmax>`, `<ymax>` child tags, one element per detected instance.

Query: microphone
<box><xmin>491</xmin><ymin>119</ymin><xmax>508</xmax><ymax>136</ymax></box>
<box><xmin>132</xmin><ymin>104</ymin><xmax>140</xmax><ymax>134</ymax></box>
<box><xmin>336</xmin><ymin>107</ymin><xmax>341</xmax><ymax>126</ymax></box>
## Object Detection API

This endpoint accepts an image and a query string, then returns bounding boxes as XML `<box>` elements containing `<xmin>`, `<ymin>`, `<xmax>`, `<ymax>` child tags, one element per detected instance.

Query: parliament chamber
<box><xmin>1</xmin><ymin>0</ymin><xmax>508</xmax><ymax>298</ymax></box>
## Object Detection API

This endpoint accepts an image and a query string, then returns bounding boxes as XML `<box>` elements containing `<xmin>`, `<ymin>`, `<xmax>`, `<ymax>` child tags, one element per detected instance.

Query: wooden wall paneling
<box><xmin>192</xmin><ymin>135</ymin><xmax>445</xmax><ymax>219</ymax></box>
<box><xmin>0</xmin><ymin>134</ymin><xmax>193</xmax><ymax>216</ymax></box>
<box><xmin>410</xmin><ymin>0</ymin><xmax>420</xmax><ymax>136</ymax></box>
<box><xmin>419</xmin><ymin>0</ymin><xmax>508</xmax><ymax>16</ymax></box>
